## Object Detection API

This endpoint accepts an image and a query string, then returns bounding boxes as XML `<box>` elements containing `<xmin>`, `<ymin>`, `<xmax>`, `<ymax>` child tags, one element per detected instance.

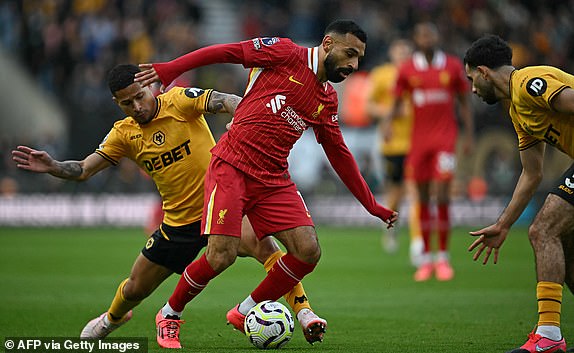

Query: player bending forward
<box><xmin>136</xmin><ymin>19</ymin><xmax>397</xmax><ymax>349</ymax></box>
<box><xmin>465</xmin><ymin>35</ymin><xmax>574</xmax><ymax>353</ymax></box>
<box><xmin>11</xmin><ymin>64</ymin><xmax>326</xmax><ymax>348</ymax></box>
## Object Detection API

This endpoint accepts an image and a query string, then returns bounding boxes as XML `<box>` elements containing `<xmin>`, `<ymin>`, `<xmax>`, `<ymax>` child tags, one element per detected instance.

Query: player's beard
<box><xmin>479</xmin><ymin>84</ymin><xmax>498</xmax><ymax>105</ymax></box>
<box><xmin>324</xmin><ymin>54</ymin><xmax>353</xmax><ymax>83</ymax></box>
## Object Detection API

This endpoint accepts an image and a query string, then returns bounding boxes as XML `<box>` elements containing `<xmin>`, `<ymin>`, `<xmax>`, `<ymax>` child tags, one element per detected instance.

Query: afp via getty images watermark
<box><xmin>4</xmin><ymin>338</ymin><xmax>147</xmax><ymax>353</ymax></box>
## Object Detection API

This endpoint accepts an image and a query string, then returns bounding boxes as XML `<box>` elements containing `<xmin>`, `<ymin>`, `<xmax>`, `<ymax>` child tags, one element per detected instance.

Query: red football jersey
<box><xmin>152</xmin><ymin>37</ymin><xmax>396</xmax><ymax>221</ymax></box>
<box><xmin>394</xmin><ymin>51</ymin><xmax>469</xmax><ymax>148</ymax></box>
<box><xmin>212</xmin><ymin>37</ymin><xmax>343</xmax><ymax>185</ymax></box>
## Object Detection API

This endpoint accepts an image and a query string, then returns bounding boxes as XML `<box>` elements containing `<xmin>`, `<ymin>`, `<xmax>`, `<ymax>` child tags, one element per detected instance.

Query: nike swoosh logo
<box><xmin>289</xmin><ymin>75</ymin><xmax>304</xmax><ymax>85</ymax></box>
<box><xmin>536</xmin><ymin>343</ymin><xmax>561</xmax><ymax>352</ymax></box>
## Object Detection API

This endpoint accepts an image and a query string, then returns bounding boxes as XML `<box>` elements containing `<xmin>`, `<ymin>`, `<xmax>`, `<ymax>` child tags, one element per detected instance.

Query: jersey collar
<box><xmin>413</xmin><ymin>50</ymin><xmax>446</xmax><ymax>71</ymax></box>
<box><xmin>308</xmin><ymin>46</ymin><xmax>319</xmax><ymax>74</ymax></box>
<box><xmin>308</xmin><ymin>46</ymin><xmax>328</xmax><ymax>89</ymax></box>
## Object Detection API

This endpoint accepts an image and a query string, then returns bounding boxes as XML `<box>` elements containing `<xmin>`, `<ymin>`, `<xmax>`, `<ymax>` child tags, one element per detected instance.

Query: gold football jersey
<box><xmin>369</xmin><ymin>63</ymin><xmax>413</xmax><ymax>156</ymax></box>
<box><xmin>96</xmin><ymin>87</ymin><xmax>215</xmax><ymax>226</ymax></box>
<box><xmin>509</xmin><ymin>66</ymin><xmax>574</xmax><ymax>158</ymax></box>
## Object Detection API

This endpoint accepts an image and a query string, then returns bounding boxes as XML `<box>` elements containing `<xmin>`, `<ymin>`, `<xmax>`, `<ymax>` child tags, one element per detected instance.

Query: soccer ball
<box><xmin>244</xmin><ymin>300</ymin><xmax>294</xmax><ymax>349</ymax></box>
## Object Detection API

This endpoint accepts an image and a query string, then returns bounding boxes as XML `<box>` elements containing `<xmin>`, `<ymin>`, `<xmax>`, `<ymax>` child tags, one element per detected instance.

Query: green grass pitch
<box><xmin>0</xmin><ymin>226</ymin><xmax>571</xmax><ymax>352</ymax></box>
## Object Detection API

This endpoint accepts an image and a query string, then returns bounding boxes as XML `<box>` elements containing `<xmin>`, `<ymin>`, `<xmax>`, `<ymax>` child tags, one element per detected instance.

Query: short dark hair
<box><xmin>324</xmin><ymin>19</ymin><xmax>367</xmax><ymax>44</ymax></box>
<box><xmin>107</xmin><ymin>64</ymin><xmax>140</xmax><ymax>95</ymax></box>
<box><xmin>464</xmin><ymin>34</ymin><xmax>513</xmax><ymax>69</ymax></box>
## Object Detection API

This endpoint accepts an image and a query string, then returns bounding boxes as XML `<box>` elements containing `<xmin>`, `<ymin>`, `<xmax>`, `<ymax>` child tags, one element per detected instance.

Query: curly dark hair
<box><xmin>324</xmin><ymin>19</ymin><xmax>367</xmax><ymax>44</ymax></box>
<box><xmin>107</xmin><ymin>64</ymin><xmax>140</xmax><ymax>95</ymax></box>
<box><xmin>464</xmin><ymin>34</ymin><xmax>512</xmax><ymax>69</ymax></box>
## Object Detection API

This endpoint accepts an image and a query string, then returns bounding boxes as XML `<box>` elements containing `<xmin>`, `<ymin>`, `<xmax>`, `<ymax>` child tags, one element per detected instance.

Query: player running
<box><xmin>11</xmin><ymin>64</ymin><xmax>326</xmax><ymax>348</ymax></box>
<box><xmin>464</xmin><ymin>34</ymin><xmax>574</xmax><ymax>353</ymax></box>
<box><xmin>136</xmin><ymin>19</ymin><xmax>398</xmax><ymax>349</ymax></box>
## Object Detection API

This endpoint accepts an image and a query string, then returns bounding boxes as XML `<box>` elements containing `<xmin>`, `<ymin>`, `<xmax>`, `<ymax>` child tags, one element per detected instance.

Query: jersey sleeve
<box><xmin>511</xmin><ymin>117</ymin><xmax>540</xmax><ymax>151</ymax></box>
<box><xmin>239</xmin><ymin>37</ymin><xmax>294</xmax><ymax>68</ymax></box>
<box><xmin>94</xmin><ymin>124</ymin><xmax>127</xmax><ymax>165</ymax></box>
<box><xmin>394</xmin><ymin>64</ymin><xmax>409</xmax><ymax>98</ymax></box>
<box><xmin>516</xmin><ymin>71</ymin><xmax>569</xmax><ymax>111</ymax></box>
<box><xmin>313</xmin><ymin>117</ymin><xmax>344</xmax><ymax>146</ymax></box>
<box><xmin>169</xmin><ymin>87</ymin><xmax>213</xmax><ymax>118</ymax></box>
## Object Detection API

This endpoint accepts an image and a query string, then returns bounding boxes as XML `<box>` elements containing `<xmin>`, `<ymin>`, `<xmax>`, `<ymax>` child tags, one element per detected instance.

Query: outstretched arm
<box><xmin>11</xmin><ymin>146</ymin><xmax>111</xmax><ymax>181</ymax></box>
<box><xmin>468</xmin><ymin>142</ymin><xmax>545</xmax><ymax>264</ymax></box>
<box><xmin>135</xmin><ymin>43</ymin><xmax>245</xmax><ymax>88</ymax></box>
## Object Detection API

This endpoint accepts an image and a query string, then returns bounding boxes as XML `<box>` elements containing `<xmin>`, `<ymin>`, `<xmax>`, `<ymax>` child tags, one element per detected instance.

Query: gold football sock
<box><xmin>107</xmin><ymin>279</ymin><xmax>142</xmax><ymax>323</ymax></box>
<box><xmin>537</xmin><ymin>281</ymin><xmax>562</xmax><ymax>327</ymax></box>
<box><xmin>264</xmin><ymin>250</ymin><xmax>311</xmax><ymax>314</ymax></box>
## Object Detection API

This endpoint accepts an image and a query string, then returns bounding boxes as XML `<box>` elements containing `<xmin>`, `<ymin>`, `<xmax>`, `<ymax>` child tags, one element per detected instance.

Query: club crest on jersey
<box><xmin>145</xmin><ymin>237</ymin><xmax>154</xmax><ymax>249</ymax></box>
<box><xmin>217</xmin><ymin>209</ymin><xmax>227</xmax><ymax>224</ymax></box>
<box><xmin>261</xmin><ymin>37</ymin><xmax>280</xmax><ymax>46</ymax></box>
<box><xmin>526</xmin><ymin>77</ymin><xmax>547</xmax><ymax>97</ymax></box>
<box><xmin>184</xmin><ymin>88</ymin><xmax>205</xmax><ymax>98</ymax></box>
<box><xmin>153</xmin><ymin>131</ymin><xmax>166</xmax><ymax>146</ymax></box>
<box><xmin>312</xmin><ymin>103</ymin><xmax>324</xmax><ymax>119</ymax></box>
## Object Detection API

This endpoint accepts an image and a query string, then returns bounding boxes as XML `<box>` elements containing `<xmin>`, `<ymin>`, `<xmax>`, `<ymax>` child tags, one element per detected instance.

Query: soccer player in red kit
<box><xmin>136</xmin><ymin>19</ymin><xmax>398</xmax><ymax>348</ymax></box>
<box><xmin>387</xmin><ymin>22</ymin><xmax>473</xmax><ymax>282</ymax></box>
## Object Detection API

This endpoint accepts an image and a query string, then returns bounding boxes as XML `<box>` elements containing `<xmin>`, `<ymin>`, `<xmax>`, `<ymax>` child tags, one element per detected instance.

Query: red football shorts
<box><xmin>201</xmin><ymin>157</ymin><xmax>314</xmax><ymax>239</ymax></box>
<box><xmin>406</xmin><ymin>144</ymin><xmax>456</xmax><ymax>182</ymax></box>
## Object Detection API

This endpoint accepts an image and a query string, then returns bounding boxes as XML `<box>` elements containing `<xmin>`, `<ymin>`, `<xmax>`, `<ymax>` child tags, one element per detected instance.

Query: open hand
<box><xmin>11</xmin><ymin>146</ymin><xmax>55</xmax><ymax>173</ymax></box>
<box><xmin>468</xmin><ymin>224</ymin><xmax>509</xmax><ymax>264</ymax></box>
<box><xmin>135</xmin><ymin>64</ymin><xmax>162</xmax><ymax>89</ymax></box>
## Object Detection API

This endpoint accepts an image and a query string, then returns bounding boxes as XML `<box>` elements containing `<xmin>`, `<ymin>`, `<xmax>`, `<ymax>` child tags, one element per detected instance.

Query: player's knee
<box><xmin>205</xmin><ymin>236</ymin><xmax>240</xmax><ymax>272</ymax></box>
<box><xmin>527</xmin><ymin>221</ymin><xmax>545</xmax><ymax>249</ymax></box>
<box><xmin>254</xmin><ymin>237</ymin><xmax>281</xmax><ymax>264</ymax></box>
<box><xmin>206</xmin><ymin>247</ymin><xmax>237</xmax><ymax>272</ymax></box>
<box><xmin>122</xmin><ymin>279</ymin><xmax>153</xmax><ymax>302</ymax></box>
<box><xmin>295</xmin><ymin>240</ymin><xmax>321</xmax><ymax>264</ymax></box>
<box><xmin>209</xmin><ymin>254</ymin><xmax>237</xmax><ymax>272</ymax></box>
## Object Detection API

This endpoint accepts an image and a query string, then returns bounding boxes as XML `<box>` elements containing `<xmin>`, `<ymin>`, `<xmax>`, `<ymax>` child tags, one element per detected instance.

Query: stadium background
<box><xmin>0</xmin><ymin>0</ymin><xmax>573</xmax><ymax>227</ymax></box>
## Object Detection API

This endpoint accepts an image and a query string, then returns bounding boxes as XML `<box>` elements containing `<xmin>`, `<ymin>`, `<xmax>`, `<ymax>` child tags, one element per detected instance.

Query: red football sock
<box><xmin>168</xmin><ymin>254</ymin><xmax>218</xmax><ymax>312</ymax></box>
<box><xmin>419</xmin><ymin>203</ymin><xmax>431</xmax><ymax>253</ymax></box>
<box><xmin>251</xmin><ymin>253</ymin><xmax>316</xmax><ymax>303</ymax></box>
<box><xmin>437</xmin><ymin>203</ymin><xmax>450</xmax><ymax>251</ymax></box>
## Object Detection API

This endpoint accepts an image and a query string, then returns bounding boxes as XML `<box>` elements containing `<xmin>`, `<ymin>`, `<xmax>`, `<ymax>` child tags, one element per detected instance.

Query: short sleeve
<box><xmin>170</xmin><ymin>87</ymin><xmax>213</xmax><ymax>117</ymax></box>
<box><xmin>394</xmin><ymin>64</ymin><xmax>409</xmax><ymax>98</ymax></box>
<box><xmin>511</xmin><ymin>116</ymin><xmax>540</xmax><ymax>151</ymax></box>
<box><xmin>523</xmin><ymin>77</ymin><xmax>567</xmax><ymax>111</ymax></box>
<box><xmin>95</xmin><ymin>126</ymin><xmax>127</xmax><ymax>165</ymax></box>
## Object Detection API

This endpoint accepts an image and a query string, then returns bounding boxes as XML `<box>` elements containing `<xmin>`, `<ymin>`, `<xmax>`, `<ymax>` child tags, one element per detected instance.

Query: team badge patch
<box><xmin>184</xmin><ymin>87</ymin><xmax>205</xmax><ymax>98</ymax></box>
<box><xmin>252</xmin><ymin>38</ymin><xmax>261</xmax><ymax>50</ymax></box>
<box><xmin>153</xmin><ymin>131</ymin><xmax>165</xmax><ymax>146</ymax></box>
<box><xmin>526</xmin><ymin>77</ymin><xmax>547</xmax><ymax>97</ymax></box>
<box><xmin>261</xmin><ymin>37</ymin><xmax>280</xmax><ymax>46</ymax></box>
<box><xmin>145</xmin><ymin>237</ymin><xmax>154</xmax><ymax>249</ymax></box>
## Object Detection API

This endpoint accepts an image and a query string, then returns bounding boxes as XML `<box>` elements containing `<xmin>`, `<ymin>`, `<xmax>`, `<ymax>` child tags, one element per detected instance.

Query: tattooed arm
<box><xmin>207</xmin><ymin>90</ymin><xmax>242</xmax><ymax>115</ymax></box>
<box><xmin>11</xmin><ymin>146</ymin><xmax>111</xmax><ymax>181</ymax></box>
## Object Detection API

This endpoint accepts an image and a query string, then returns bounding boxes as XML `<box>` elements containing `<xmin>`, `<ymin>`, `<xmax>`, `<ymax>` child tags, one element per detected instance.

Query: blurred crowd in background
<box><xmin>1</xmin><ymin>0</ymin><xmax>573</xmax><ymax>201</ymax></box>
